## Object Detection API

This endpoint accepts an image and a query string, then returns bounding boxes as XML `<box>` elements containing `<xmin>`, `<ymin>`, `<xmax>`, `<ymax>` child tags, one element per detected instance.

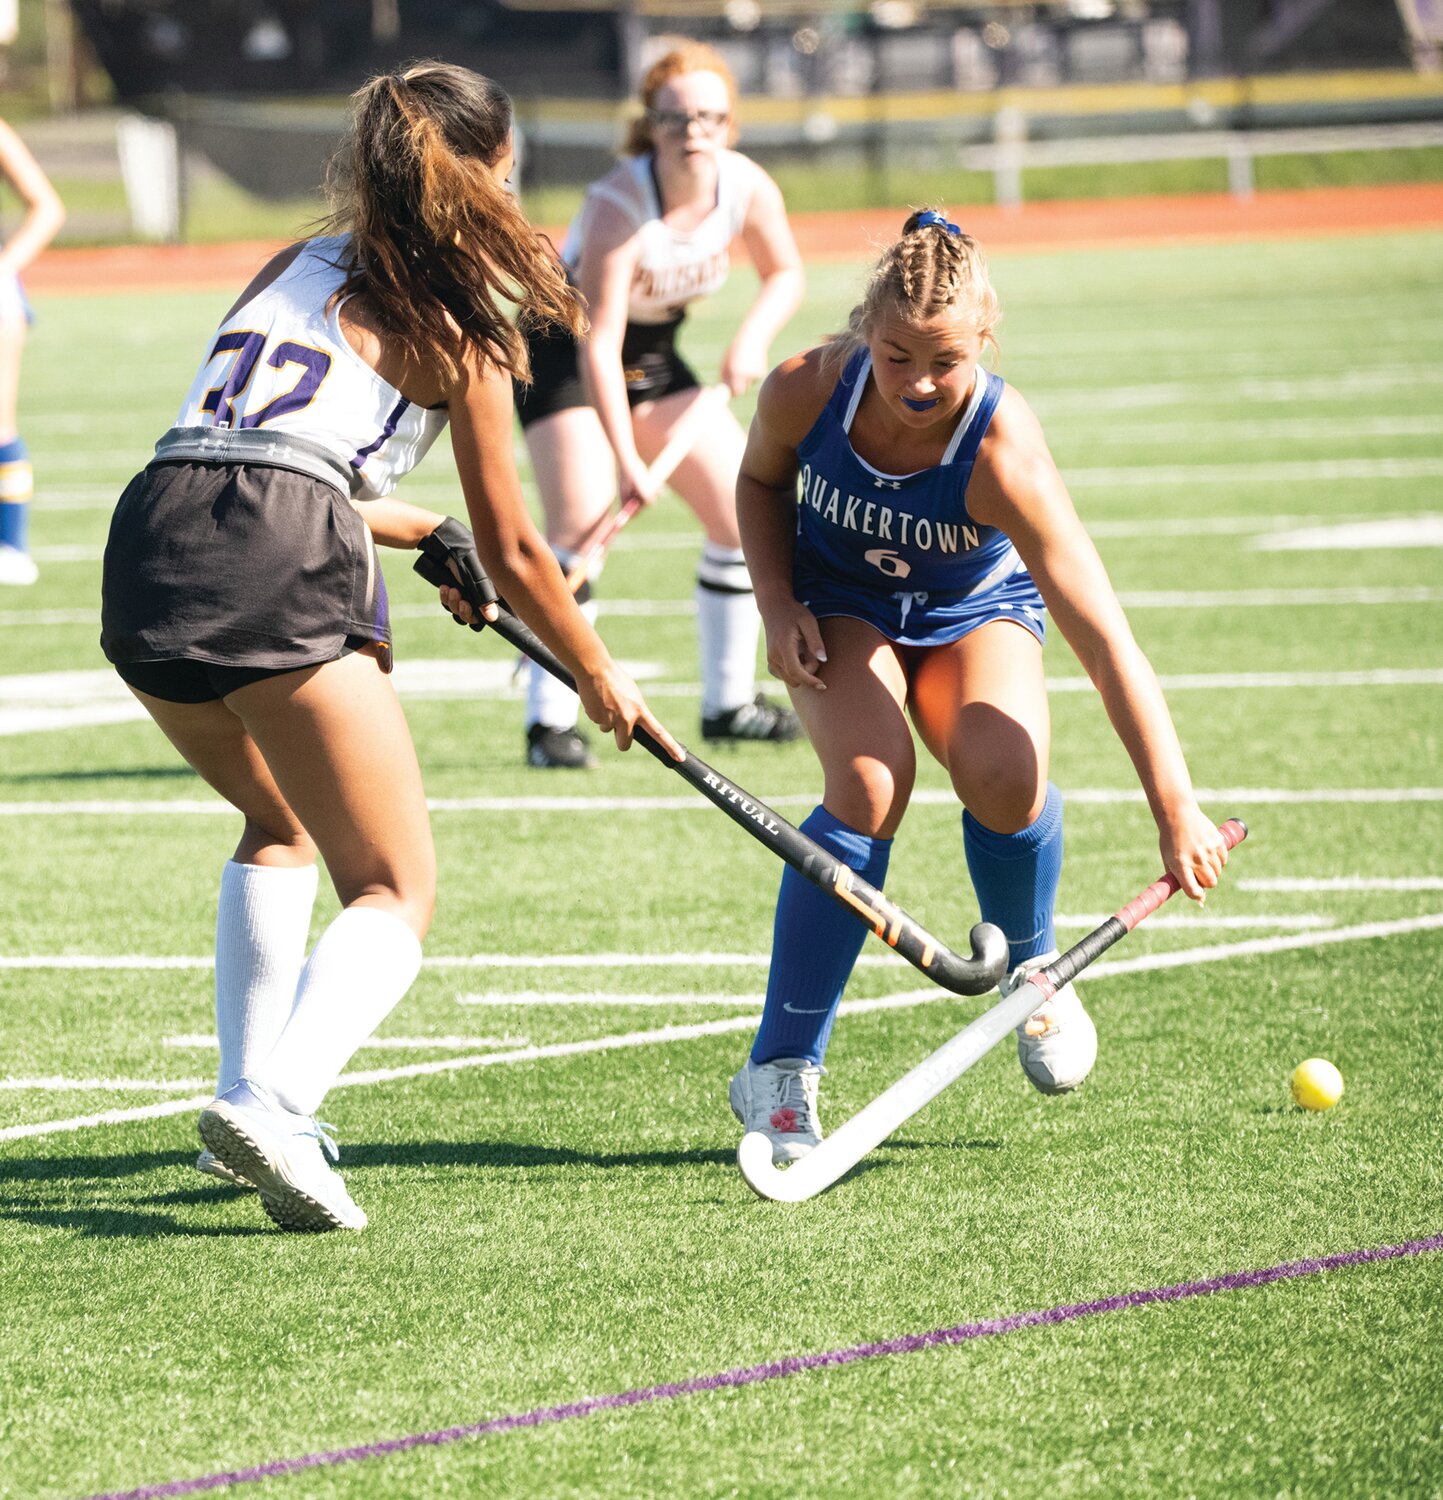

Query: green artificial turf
<box><xmin>0</xmin><ymin>227</ymin><xmax>1440</xmax><ymax>1498</ymax></box>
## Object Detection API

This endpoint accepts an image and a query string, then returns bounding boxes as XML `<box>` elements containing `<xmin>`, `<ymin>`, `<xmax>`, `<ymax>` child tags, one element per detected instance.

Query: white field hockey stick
<box><xmin>564</xmin><ymin>381</ymin><xmax>731</xmax><ymax>594</ymax></box>
<box><xmin>737</xmin><ymin>818</ymin><xmax>1250</xmax><ymax>1203</ymax></box>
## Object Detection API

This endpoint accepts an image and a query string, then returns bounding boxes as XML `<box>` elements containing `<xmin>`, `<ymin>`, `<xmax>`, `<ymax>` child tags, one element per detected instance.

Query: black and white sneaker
<box><xmin>526</xmin><ymin>722</ymin><xmax>597</xmax><ymax>769</ymax></box>
<box><xmin>701</xmin><ymin>693</ymin><xmax>802</xmax><ymax>744</ymax></box>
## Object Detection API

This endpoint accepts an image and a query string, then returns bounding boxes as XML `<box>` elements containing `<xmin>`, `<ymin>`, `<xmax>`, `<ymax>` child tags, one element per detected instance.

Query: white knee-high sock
<box><xmin>214</xmin><ymin>860</ymin><xmax>318</xmax><ymax>1096</ymax></box>
<box><xmin>525</xmin><ymin>549</ymin><xmax>599</xmax><ymax>730</ymax></box>
<box><xmin>253</xmin><ymin>905</ymin><xmax>422</xmax><ymax>1116</ymax></box>
<box><xmin>696</xmin><ymin>542</ymin><xmax>760</xmax><ymax>717</ymax></box>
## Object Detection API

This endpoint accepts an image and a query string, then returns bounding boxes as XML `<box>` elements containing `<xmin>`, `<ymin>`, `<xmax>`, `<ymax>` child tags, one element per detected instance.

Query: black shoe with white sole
<box><xmin>526</xmin><ymin>722</ymin><xmax>597</xmax><ymax>769</ymax></box>
<box><xmin>701</xmin><ymin>693</ymin><xmax>802</xmax><ymax>744</ymax></box>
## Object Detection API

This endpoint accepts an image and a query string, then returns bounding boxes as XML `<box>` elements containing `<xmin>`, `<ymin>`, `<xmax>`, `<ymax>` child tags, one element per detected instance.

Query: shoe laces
<box><xmin>304</xmin><ymin>1117</ymin><xmax>341</xmax><ymax>1164</ymax></box>
<box><xmin>761</xmin><ymin>1061</ymin><xmax>822</xmax><ymax>1134</ymax></box>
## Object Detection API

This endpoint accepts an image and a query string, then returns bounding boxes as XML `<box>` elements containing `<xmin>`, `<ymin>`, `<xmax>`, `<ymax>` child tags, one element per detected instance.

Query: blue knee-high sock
<box><xmin>751</xmin><ymin>806</ymin><xmax>892</xmax><ymax>1067</ymax></box>
<box><xmin>0</xmin><ymin>437</ymin><xmax>32</xmax><ymax>552</ymax></box>
<box><xmin>962</xmin><ymin>782</ymin><xmax>1064</xmax><ymax>969</ymax></box>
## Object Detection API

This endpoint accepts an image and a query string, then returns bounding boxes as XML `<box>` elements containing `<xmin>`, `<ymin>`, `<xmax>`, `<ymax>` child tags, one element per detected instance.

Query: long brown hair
<box><xmin>323</xmin><ymin>61</ymin><xmax>584</xmax><ymax>386</ymax></box>
<box><xmin>621</xmin><ymin>40</ymin><xmax>740</xmax><ymax>156</ymax></box>
<box><xmin>825</xmin><ymin>209</ymin><xmax>1001</xmax><ymax>377</ymax></box>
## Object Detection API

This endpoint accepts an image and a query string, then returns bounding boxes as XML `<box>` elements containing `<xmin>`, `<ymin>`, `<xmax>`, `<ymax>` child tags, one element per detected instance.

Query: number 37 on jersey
<box><xmin>200</xmin><ymin>330</ymin><xmax>332</xmax><ymax>429</ymax></box>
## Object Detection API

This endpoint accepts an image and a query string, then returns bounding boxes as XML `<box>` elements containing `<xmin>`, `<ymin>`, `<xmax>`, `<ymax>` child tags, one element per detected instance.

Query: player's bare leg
<box><xmin>732</xmin><ymin>619</ymin><xmax>914</xmax><ymax>1162</ymax></box>
<box><xmin>638</xmin><ymin>393</ymin><xmax>799</xmax><ymax>743</ymax></box>
<box><xmin>911</xmin><ymin>621</ymin><xmax>1096</xmax><ymax>1092</ymax></box>
<box><xmin>134</xmin><ymin>648</ymin><xmax>432</xmax><ymax>1228</ymax></box>
<box><xmin>0</xmin><ymin>313</ymin><xmax>38</xmax><ymax>586</ymax></box>
<box><xmin>521</xmin><ymin>406</ymin><xmax>614</xmax><ymax>766</ymax></box>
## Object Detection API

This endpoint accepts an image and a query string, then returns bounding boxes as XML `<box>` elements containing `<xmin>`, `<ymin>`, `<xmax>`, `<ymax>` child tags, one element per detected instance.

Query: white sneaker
<box><xmin>195</xmin><ymin>1147</ymin><xmax>254</xmax><ymax>1190</ymax></box>
<box><xmin>198</xmin><ymin>1079</ymin><xmax>366</xmax><ymax>1231</ymax></box>
<box><xmin>0</xmin><ymin>544</ymin><xmax>38</xmax><ymax>586</ymax></box>
<box><xmin>1008</xmin><ymin>953</ymin><xmax>1097</xmax><ymax>1094</ymax></box>
<box><xmin>729</xmin><ymin>1056</ymin><xmax>824</xmax><ymax>1165</ymax></box>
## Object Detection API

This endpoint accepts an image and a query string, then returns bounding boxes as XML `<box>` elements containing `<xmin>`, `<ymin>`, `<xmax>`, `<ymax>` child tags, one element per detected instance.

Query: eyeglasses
<box><xmin>646</xmin><ymin>107</ymin><xmax>730</xmax><ymax>134</ymax></box>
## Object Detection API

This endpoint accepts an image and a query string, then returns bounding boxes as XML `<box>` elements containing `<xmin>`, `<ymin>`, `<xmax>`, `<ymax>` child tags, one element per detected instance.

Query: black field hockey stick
<box><xmin>737</xmin><ymin>817</ymin><xmax>1250</xmax><ymax>1203</ymax></box>
<box><xmin>414</xmin><ymin>538</ymin><xmax>1009</xmax><ymax>997</ymax></box>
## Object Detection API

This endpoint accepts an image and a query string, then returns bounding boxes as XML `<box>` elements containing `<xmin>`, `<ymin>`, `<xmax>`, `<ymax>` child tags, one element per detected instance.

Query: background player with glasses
<box><xmin>514</xmin><ymin>40</ymin><xmax>807</xmax><ymax>767</ymax></box>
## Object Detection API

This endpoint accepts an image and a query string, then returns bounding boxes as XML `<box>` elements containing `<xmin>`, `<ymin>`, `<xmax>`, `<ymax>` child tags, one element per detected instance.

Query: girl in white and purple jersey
<box><xmin>99</xmin><ymin>64</ymin><xmax>677</xmax><ymax>1233</ymax></box>
<box><xmin>729</xmin><ymin>210</ymin><xmax>1231</xmax><ymax>1165</ymax></box>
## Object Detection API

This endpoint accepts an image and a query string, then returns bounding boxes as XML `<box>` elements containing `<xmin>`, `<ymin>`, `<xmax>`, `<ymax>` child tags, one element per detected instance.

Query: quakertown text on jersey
<box><xmin>799</xmin><ymin>463</ymin><xmax>982</xmax><ymax>554</ymax></box>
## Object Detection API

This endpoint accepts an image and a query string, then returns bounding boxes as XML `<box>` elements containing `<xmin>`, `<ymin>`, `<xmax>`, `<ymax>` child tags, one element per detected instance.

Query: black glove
<box><xmin>414</xmin><ymin>517</ymin><xmax>498</xmax><ymax>632</ymax></box>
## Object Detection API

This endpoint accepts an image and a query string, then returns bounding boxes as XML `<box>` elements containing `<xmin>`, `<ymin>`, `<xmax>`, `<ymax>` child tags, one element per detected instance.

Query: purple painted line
<box><xmin>84</xmin><ymin>1232</ymin><xmax>1442</xmax><ymax>1500</ymax></box>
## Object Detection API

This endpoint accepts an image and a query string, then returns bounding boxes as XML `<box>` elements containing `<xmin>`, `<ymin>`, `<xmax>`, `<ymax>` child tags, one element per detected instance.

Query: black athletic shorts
<box><xmin>112</xmin><ymin>639</ymin><xmax>372</xmax><ymax>704</ymax></box>
<box><xmin>100</xmin><ymin>457</ymin><xmax>392</xmax><ymax>691</ymax></box>
<box><xmin>514</xmin><ymin>315</ymin><xmax>700</xmax><ymax>429</ymax></box>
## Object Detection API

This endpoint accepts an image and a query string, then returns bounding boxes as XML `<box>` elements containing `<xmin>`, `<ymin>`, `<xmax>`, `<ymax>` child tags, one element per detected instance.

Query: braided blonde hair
<box><xmin>825</xmin><ymin>209</ymin><xmax>1000</xmax><ymax>376</ymax></box>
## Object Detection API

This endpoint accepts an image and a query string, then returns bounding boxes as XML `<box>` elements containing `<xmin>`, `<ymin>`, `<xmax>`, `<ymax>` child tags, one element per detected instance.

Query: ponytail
<box><xmin>323</xmin><ymin>62</ymin><xmax>585</xmax><ymax>387</ymax></box>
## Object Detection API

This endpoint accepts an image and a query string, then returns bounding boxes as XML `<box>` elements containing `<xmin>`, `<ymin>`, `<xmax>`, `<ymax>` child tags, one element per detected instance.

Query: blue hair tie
<box><xmin>916</xmin><ymin>210</ymin><xmax>961</xmax><ymax>236</ymax></box>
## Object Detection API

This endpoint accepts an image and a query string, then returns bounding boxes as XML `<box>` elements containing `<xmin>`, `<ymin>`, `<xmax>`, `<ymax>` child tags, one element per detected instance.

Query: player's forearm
<box><xmin>356</xmin><ymin>497</ymin><xmax>448</xmax><ymax>549</ymax></box>
<box><xmin>579</xmin><ymin>341</ymin><xmax>642</xmax><ymax>466</ymax></box>
<box><xmin>0</xmin><ymin>197</ymin><xmax>65</xmax><ymax>277</ymax></box>
<box><xmin>735</xmin><ymin>267</ymin><xmax>804</xmax><ymax>354</ymax></box>
<box><xmin>1090</xmin><ymin>643</ymin><xmax>1200</xmax><ymax>828</ymax></box>
<box><xmin>477</xmin><ymin>528</ymin><xmax>611</xmax><ymax>680</ymax></box>
<box><xmin>736</xmin><ymin>473</ymin><xmax>798</xmax><ymax>611</ymax></box>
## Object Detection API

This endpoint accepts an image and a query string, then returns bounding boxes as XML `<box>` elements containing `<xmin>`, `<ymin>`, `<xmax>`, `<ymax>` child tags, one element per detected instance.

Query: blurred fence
<box><xmin>14</xmin><ymin>65</ymin><xmax>1443</xmax><ymax>245</ymax></box>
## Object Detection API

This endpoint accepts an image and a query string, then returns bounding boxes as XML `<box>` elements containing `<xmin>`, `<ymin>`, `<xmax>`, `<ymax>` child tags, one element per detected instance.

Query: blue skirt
<box><xmin>794</xmin><ymin>562</ymin><xmax>1046</xmax><ymax>648</ymax></box>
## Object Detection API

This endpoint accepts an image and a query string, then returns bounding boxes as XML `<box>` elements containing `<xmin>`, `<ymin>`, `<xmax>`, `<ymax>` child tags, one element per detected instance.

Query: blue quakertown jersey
<box><xmin>792</xmin><ymin>350</ymin><xmax>1045</xmax><ymax>647</ymax></box>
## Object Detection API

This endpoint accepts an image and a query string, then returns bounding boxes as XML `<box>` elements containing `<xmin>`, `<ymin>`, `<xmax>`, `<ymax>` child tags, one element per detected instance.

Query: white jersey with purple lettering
<box><xmin>792</xmin><ymin>350</ymin><xmax>1046</xmax><ymax>648</ymax></box>
<box><xmin>562</xmin><ymin>150</ymin><xmax>754</xmax><ymax>325</ymax></box>
<box><xmin>170</xmin><ymin>235</ymin><xmax>448</xmax><ymax>500</ymax></box>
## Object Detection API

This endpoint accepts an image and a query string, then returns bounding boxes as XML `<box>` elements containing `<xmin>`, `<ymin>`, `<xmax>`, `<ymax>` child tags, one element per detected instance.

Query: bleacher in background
<box><xmin>8</xmin><ymin>0</ymin><xmax>1443</xmax><ymax>240</ymax></box>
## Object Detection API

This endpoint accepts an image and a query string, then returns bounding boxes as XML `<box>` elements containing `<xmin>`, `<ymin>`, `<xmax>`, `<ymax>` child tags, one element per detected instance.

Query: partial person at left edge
<box><xmin>98</xmin><ymin>62</ymin><xmax>679</xmax><ymax>1233</ymax></box>
<box><xmin>0</xmin><ymin>117</ymin><xmax>65</xmax><ymax>586</ymax></box>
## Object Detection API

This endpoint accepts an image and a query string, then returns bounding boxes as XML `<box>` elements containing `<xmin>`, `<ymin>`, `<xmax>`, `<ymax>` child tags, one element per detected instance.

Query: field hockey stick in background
<box><xmin>564</xmin><ymin>382</ymin><xmax>732</xmax><ymax>595</ymax></box>
<box><xmin>737</xmin><ymin>818</ymin><xmax>1249</xmax><ymax>1204</ymax></box>
<box><xmin>511</xmin><ymin>383</ymin><xmax>733</xmax><ymax>680</ymax></box>
<box><xmin>414</xmin><ymin>540</ymin><xmax>1009</xmax><ymax>998</ymax></box>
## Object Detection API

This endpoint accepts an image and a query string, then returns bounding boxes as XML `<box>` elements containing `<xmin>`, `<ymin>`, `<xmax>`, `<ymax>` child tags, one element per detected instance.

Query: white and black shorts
<box><xmin>100</xmin><ymin>457</ymin><xmax>390</xmax><ymax>704</ymax></box>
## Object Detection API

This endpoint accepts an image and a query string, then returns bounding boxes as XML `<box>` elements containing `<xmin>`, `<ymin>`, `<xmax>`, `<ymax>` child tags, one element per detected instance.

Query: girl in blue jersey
<box><xmin>730</xmin><ymin>209</ymin><xmax>1230</xmax><ymax>1163</ymax></box>
<box><xmin>0</xmin><ymin>117</ymin><xmax>65</xmax><ymax>585</ymax></box>
<box><xmin>99</xmin><ymin>65</ymin><xmax>677</xmax><ymax>1230</ymax></box>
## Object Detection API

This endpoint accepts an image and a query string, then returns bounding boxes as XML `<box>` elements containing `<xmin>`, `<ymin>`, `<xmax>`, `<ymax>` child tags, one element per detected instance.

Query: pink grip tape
<box><xmin>1115</xmin><ymin>820</ymin><xmax>1248</xmax><ymax>933</ymax></box>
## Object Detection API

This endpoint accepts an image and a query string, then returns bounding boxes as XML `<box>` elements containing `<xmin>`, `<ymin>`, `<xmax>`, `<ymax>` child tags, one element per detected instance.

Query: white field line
<box><xmin>163</xmin><ymin>1033</ymin><xmax>525</xmax><ymax>1051</ymax></box>
<box><xmin>0</xmin><ymin>1076</ymin><xmax>210</xmax><ymax>1092</ymax></box>
<box><xmin>1026</xmin><ymin>366</ymin><xmax>1443</xmax><ymax>412</ymax></box>
<box><xmin>4</xmin><ymin>915</ymin><xmax>1441</xmax><ymax>1143</ymax></box>
<box><xmin>1082</xmin><ymin>511</ymin><xmax>1429</xmax><ymax>539</ymax></box>
<box><xmin>4</xmin><ymin>585</ymin><xmax>1442</xmax><ymax>632</ymax></box>
<box><xmin>1045</xmin><ymin>414</ymin><xmax>1443</xmax><ymax>444</ymax></box>
<box><xmin>457</xmin><ymin>992</ymin><xmax>762</xmax><ymax>1008</ymax></box>
<box><xmin>1056</xmin><ymin>912</ymin><xmax>1334</xmax><ymax>930</ymax></box>
<box><xmin>1240</xmin><ymin>877</ymin><xmax>1443</xmax><ymax>892</ymax></box>
<box><xmin>1253</xmin><ymin>517</ymin><xmax>1443</xmax><ymax>552</ymax></box>
<box><xmin>1064</xmin><ymin>458</ymin><xmax>1443</xmax><ymax>486</ymax></box>
<box><xmin>3</xmin><ymin>784</ymin><xmax>1441</xmax><ymax>824</ymax></box>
